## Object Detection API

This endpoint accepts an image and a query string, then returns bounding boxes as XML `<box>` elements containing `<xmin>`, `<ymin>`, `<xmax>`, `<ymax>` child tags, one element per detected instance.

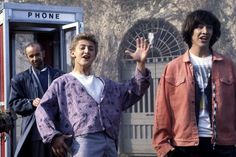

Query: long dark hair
<box><xmin>182</xmin><ymin>10</ymin><xmax>221</xmax><ymax>50</ymax></box>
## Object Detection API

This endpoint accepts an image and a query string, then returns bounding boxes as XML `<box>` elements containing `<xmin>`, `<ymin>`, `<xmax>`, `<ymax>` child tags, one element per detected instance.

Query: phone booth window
<box><xmin>14</xmin><ymin>33</ymin><xmax>34</xmax><ymax>74</ymax></box>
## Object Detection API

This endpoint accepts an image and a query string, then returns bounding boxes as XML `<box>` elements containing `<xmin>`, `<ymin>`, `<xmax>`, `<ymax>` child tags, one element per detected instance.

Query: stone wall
<box><xmin>6</xmin><ymin>0</ymin><xmax>236</xmax><ymax>80</ymax></box>
<box><xmin>78</xmin><ymin>0</ymin><xmax>236</xmax><ymax>80</ymax></box>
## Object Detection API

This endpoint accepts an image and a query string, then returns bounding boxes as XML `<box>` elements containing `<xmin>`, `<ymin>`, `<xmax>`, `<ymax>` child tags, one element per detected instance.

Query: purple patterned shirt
<box><xmin>35</xmin><ymin>69</ymin><xmax>151</xmax><ymax>144</ymax></box>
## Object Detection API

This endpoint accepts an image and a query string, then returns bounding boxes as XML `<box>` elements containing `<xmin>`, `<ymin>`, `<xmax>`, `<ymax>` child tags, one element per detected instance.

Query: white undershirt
<box><xmin>70</xmin><ymin>72</ymin><xmax>104</xmax><ymax>103</ymax></box>
<box><xmin>190</xmin><ymin>52</ymin><xmax>213</xmax><ymax>137</ymax></box>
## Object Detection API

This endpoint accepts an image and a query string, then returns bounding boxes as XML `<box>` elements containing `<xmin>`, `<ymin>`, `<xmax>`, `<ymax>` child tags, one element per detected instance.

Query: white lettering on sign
<box><xmin>28</xmin><ymin>12</ymin><xmax>60</xmax><ymax>19</ymax></box>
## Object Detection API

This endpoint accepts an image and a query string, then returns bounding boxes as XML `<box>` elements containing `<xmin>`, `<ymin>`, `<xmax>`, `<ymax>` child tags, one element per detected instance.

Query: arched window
<box><xmin>119</xmin><ymin>18</ymin><xmax>186</xmax><ymax>61</ymax></box>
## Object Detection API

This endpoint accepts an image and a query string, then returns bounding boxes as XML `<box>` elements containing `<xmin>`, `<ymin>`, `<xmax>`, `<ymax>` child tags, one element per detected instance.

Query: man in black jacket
<box><xmin>9</xmin><ymin>42</ymin><xmax>64</xmax><ymax>157</ymax></box>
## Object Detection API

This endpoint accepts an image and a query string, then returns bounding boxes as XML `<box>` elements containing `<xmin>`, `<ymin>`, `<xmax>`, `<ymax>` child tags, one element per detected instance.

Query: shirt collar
<box><xmin>32</xmin><ymin>66</ymin><xmax>48</xmax><ymax>75</ymax></box>
<box><xmin>183</xmin><ymin>49</ymin><xmax>223</xmax><ymax>63</ymax></box>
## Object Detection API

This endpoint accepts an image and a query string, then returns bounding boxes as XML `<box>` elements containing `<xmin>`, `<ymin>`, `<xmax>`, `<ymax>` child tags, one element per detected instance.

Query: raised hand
<box><xmin>125</xmin><ymin>37</ymin><xmax>150</xmax><ymax>73</ymax></box>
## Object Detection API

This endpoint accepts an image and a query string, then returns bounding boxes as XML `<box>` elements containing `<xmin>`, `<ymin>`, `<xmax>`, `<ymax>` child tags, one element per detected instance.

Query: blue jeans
<box><xmin>70</xmin><ymin>132</ymin><xmax>117</xmax><ymax>157</ymax></box>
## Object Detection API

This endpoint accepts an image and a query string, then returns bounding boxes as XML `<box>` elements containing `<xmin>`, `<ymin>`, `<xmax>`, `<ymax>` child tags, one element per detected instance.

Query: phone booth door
<box><xmin>61</xmin><ymin>22</ymin><xmax>80</xmax><ymax>72</ymax></box>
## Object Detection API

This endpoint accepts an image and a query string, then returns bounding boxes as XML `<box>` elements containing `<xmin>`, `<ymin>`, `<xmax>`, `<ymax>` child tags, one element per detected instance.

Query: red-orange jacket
<box><xmin>153</xmin><ymin>51</ymin><xmax>236</xmax><ymax>157</ymax></box>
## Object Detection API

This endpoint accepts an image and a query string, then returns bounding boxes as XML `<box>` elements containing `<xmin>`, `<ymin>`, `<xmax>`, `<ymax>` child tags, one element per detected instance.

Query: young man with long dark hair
<box><xmin>153</xmin><ymin>10</ymin><xmax>236</xmax><ymax>157</ymax></box>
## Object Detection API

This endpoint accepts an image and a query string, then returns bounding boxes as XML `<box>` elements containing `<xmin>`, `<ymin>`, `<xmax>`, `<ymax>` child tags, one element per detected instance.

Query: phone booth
<box><xmin>0</xmin><ymin>2</ymin><xmax>83</xmax><ymax>157</ymax></box>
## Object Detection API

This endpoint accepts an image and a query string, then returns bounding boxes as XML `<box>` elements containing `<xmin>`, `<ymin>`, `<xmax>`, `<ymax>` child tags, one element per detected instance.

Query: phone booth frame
<box><xmin>0</xmin><ymin>2</ymin><xmax>83</xmax><ymax>157</ymax></box>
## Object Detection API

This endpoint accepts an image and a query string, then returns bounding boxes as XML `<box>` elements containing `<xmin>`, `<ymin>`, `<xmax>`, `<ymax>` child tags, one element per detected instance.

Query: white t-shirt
<box><xmin>70</xmin><ymin>72</ymin><xmax>104</xmax><ymax>103</ymax></box>
<box><xmin>190</xmin><ymin>52</ymin><xmax>212</xmax><ymax>137</ymax></box>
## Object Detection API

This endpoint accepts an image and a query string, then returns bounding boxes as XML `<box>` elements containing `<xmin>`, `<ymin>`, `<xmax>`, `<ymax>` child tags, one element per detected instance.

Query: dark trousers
<box><xmin>168</xmin><ymin>137</ymin><xmax>236</xmax><ymax>157</ymax></box>
<box><xmin>18</xmin><ymin>140</ymin><xmax>55</xmax><ymax>157</ymax></box>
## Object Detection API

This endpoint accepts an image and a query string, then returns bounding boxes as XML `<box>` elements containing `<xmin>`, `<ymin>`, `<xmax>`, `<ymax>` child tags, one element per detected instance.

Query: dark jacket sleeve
<box><xmin>8</xmin><ymin>74</ymin><xmax>35</xmax><ymax>116</ymax></box>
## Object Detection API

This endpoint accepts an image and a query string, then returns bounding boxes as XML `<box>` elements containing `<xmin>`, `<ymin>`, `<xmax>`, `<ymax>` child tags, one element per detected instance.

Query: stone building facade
<box><xmin>6</xmin><ymin>0</ymin><xmax>236</xmax><ymax>79</ymax></box>
<box><xmin>76</xmin><ymin>0</ymin><xmax>236</xmax><ymax>81</ymax></box>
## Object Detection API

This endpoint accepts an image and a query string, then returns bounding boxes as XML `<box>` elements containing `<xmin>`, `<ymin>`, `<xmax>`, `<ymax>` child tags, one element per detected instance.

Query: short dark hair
<box><xmin>24</xmin><ymin>42</ymin><xmax>44</xmax><ymax>55</ymax></box>
<box><xmin>182</xmin><ymin>9</ymin><xmax>221</xmax><ymax>50</ymax></box>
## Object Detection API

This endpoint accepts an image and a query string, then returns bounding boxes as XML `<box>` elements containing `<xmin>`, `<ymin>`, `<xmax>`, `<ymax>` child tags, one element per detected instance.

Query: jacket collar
<box><xmin>182</xmin><ymin>49</ymin><xmax>224</xmax><ymax>63</ymax></box>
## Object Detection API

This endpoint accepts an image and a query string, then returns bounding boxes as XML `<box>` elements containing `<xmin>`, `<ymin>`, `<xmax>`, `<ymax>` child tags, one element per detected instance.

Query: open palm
<box><xmin>125</xmin><ymin>37</ymin><xmax>150</xmax><ymax>64</ymax></box>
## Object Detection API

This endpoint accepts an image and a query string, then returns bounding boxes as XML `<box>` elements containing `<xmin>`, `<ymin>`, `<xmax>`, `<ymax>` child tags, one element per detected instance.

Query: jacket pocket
<box><xmin>165</xmin><ymin>76</ymin><xmax>186</xmax><ymax>86</ymax></box>
<box><xmin>220</xmin><ymin>77</ymin><xmax>233</xmax><ymax>85</ymax></box>
<box><xmin>164</xmin><ymin>76</ymin><xmax>187</xmax><ymax>110</ymax></box>
<box><xmin>218</xmin><ymin>76</ymin><xmax>234</xmax><ymax>100</ymax></box>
